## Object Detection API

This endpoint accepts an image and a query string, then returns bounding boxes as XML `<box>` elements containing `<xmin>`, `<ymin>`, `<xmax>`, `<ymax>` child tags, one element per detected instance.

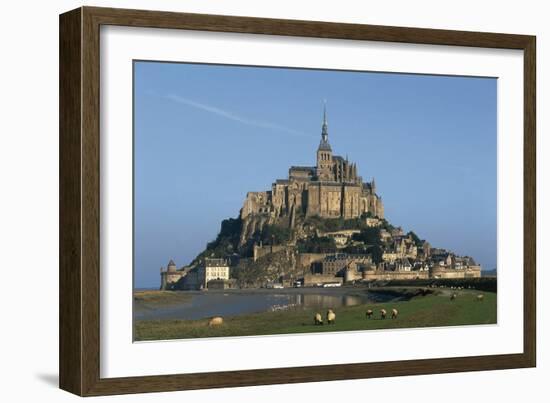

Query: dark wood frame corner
<box><xmin>59</xmin><ymin>6</ymin><xmax>536</xmax><ymax>396</ymax></box>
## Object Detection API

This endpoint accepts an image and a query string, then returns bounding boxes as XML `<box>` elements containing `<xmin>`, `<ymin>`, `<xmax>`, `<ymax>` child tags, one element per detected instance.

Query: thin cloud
<box><xmin>165</xmin><ymin>94</ymin><xmax>310</xmax><ymax>137</ymax></box>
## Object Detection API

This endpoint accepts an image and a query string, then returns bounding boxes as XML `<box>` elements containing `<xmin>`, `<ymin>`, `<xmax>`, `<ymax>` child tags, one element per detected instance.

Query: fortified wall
<box><xmin>296</xmin><ymin>253</ymin><xmax>328</xmax><ymax>270</ymax></box>
<box><xmin>430</xmin><ymin>266</ymin><xmax>482</xmax><ymax>279</ymax></box>
<box><xmin>253</xmin><ymin>244</ymin><xmax>288</xmax><ymax>262</ymax></box>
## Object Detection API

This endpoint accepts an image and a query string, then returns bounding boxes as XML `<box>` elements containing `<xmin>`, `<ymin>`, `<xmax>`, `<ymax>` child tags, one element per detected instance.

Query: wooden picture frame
<box><xmin>59</xmin><ymin>6</ymin><xmax>536</xmax><ymax>396</ymax></box>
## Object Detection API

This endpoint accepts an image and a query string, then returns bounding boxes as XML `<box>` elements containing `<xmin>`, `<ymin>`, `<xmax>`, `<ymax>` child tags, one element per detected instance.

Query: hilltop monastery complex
<box><xmin>160</xmin><ymin>107</ymin><xmax>481</xmax><ymax>290</ymax></box>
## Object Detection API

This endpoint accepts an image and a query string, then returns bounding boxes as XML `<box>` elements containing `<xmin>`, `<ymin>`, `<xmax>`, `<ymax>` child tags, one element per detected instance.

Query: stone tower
<box><xmin>316</xmin><ymin>103</ymin><xmax>334</xmax><ymax>181</ymax></box>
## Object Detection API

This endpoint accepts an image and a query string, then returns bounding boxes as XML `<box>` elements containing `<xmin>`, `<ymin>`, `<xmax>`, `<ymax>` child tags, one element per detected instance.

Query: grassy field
<box><xmin>134</xmin><ymin>289</ymin><xmax>496</xmax><ymax>341</ymax></box>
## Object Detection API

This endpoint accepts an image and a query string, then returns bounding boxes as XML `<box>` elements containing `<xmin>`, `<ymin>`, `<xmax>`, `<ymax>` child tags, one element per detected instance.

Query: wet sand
<box><xmin>133</xmin><ymin>286</ymin><xmax>416</xmax><ymax>321</ymax></box>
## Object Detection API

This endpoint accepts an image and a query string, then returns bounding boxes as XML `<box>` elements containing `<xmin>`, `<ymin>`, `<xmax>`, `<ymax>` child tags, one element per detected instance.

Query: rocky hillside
<box><xmin>191</xmin><ymin>210</ymin><xmax>396</xmax><ymax>264</ymax></box>
<box><xmin>231</xmin><ymin>249</ymin><xmax>299</xmax><ymax>288</ymax></box>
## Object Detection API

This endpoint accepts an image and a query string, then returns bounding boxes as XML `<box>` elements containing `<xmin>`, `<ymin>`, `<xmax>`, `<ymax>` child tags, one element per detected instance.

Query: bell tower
<box><xmin>316</xmin><ymin>103</ymin><xmax>333</xmax><ymax>181</ymax></box>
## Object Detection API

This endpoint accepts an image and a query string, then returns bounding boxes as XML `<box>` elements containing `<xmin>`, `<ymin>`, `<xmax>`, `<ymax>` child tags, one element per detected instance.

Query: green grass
<box><xmin>134</xmin><ymin>290</ymin><xmax>496</xmax><ymax>341</ymax></box>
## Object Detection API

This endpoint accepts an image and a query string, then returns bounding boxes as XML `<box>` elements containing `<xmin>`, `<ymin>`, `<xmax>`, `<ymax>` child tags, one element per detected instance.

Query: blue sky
<box><xmin>134</xmin><ymin>61</ymin><xmax>497</xmax><ymax>289</ymax></box>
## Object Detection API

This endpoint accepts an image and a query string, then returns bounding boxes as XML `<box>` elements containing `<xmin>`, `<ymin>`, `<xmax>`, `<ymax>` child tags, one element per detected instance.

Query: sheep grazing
<box><xmin>380</xmin><ymin>309</ymin><xmax>387</xmax><ymax>319</ymax></box>
<box><xmin>314</xmin><ymin>312</ymin><xmax>324</xmax><ymax>325</ymax></box>
<box><xmin>366</xmin><ymin>309</ymin><xmax>374</xmax><ymax>319</ymax></box>
<box><xmin>326</xmin><ymin>309</ymin><xmax>336</xmax><ymax>325</ymax></box>
<box><xmin>208</xmin><ymin>316</ymin><xmax>224</xmax><ymax>327</ymax></box>
<box><xmin>477</xmin><ymin>294</ymin><xmax>484</xmax><ymax>302</ymax></box>
<box><xmin>391</xmin><ymin>308</ymin><xmax>399</xmax><ymax>319</ymax></box>
<box><xmin>450</xmin><ymin>293</ymin><xmax>457</xmax><ymax>301</ymax></box>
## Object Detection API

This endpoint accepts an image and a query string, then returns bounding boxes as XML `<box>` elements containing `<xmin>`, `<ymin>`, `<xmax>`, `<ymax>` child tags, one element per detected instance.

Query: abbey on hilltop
<box><xmin>241</xmin><ymin>105</ymin><xmax>384</xmax><ymax>223</ymax></box>
<box><xmin>160</xmin><ymin>105</ymin><xmax>481</xmax><ymax>291</ymax></box>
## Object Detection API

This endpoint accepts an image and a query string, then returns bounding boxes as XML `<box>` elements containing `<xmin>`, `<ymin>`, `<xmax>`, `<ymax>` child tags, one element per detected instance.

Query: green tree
<box><xmin>407</xmin><ymin>231</ymin><xmax>423</xmax><ymax>246</ymax></box>
<box><xmin>352</xmin><ymin>227</ymin><xmax>382</xmax><ymax>246</ymax></box>
<box><xmin>259</xmin><ymin>224</ymin><xmax>292</xmax><ymax>245</ymax></box>
<box><xmin>297</xmin><ymin>235</ymin><xmax>337</xmax><ymax>253</ymax></box>
<box><xmin>192</xmin><ymin>217</ymin><xmax>242</xmax><ymax>263</ymax></box>
<box><xmin>379</xmin><ymin>219</ymin><xmax>395</xmax><ymax>232</ymax></box>
<box><xmin>367</xmin><ymin>245</ymin><xmax>383</xmax><ymax>264</ymax></box>
<box><xmin>342</xmin><ymin>244</ymin><xmax>370</xmax><ymax>254</ymax></box>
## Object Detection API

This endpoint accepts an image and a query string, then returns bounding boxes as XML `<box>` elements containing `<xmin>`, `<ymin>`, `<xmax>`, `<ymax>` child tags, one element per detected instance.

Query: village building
<box><xmin>382</xmin><ymin>234</ymin><xmax>418</xmax><ymax>262</ymax></box>
<box><xmin>317</xmin><ymin>229</ymin><xmax>361</xmax><ymax>248</ymax></box>
<box><xmin>198</xmin><ymin>258</ymin><xmax>230</xmax><ymax>288</ymax></box>
<box><xmin>160</xmin><ymin>258</ymin><xmax>231</xmax><ymax>290</ymax></box>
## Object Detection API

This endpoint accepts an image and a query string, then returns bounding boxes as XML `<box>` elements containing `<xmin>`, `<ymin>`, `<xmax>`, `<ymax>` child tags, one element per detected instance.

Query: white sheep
<box><xmin>477</xmin><ymin>294</ymin><xmax>484</xmax><ymax>302</ymax></box>
<box><xmin>208</xmin><ymin>316</ymin><xmax>224</xmax><ymax>327</ymax></box>
<box><xmin>326</xmin><ymin>309</ymin><xmax>336</xmax><ymax>325</ymax></box>
<box><xmin>314</xmin><ymin>312</ymin><xmax>324</xmax><ymax>325</ymax></box>
<box><xmin>366</xmin><ymin>309</ymin><xmax>374</xmax><ymax>319</ymax></box>
<box><xmin>391</xmin><ymin>308</ymin><xmax>399</xmax><ymax>319</ymax></box>
<box><xmin>380</xmin><ymin>309</ymin><xmax>387</xmax><ymax>319</ymax></box>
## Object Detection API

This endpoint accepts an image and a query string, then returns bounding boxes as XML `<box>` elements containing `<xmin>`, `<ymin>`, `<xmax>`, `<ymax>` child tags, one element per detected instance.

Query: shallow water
<box><xmin>134</xmin><ymin>288</ymin><xmax>387</xmax><ymax>321</ymax></box>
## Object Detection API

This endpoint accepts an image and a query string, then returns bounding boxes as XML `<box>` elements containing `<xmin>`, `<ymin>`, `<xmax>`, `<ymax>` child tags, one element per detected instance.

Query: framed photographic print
<box><xmin>59</xmin><ymin>6</ymin><xmax>536</xmax><ymax>396</ymax></box>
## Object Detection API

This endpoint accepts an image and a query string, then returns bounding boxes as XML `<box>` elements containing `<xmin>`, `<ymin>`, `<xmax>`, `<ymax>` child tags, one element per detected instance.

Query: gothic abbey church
<box><xmin>241</xmin><ymin>107</ymin><xmax>384</xmax><ymax>225</ymax></box>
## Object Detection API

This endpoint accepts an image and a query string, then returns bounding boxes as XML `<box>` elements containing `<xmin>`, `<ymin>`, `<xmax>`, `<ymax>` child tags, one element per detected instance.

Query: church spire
<box><xmin>321</xmin><ymin>100</ymin><xmax>328</xmax><ymax>142</ymax></box>
<box><xmin>318</xmin><ymin>100</ymin><xmax>331</xmax><ymax>151</ymax></box>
